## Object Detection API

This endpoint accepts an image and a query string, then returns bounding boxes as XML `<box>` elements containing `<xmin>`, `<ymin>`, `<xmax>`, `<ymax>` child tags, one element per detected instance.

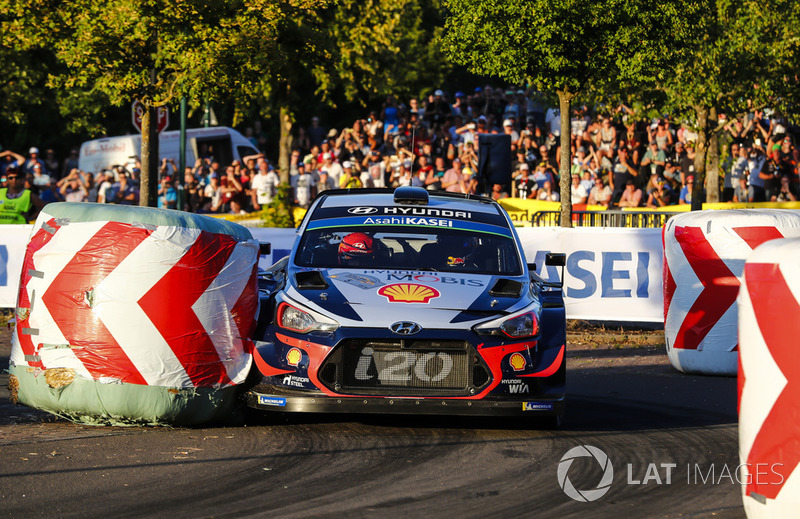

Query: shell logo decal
<box><xmin>509</xmin><ymin>352</ymin><xmax>526</xmax><ymax>371</ymax></box>
<box><xmin>286</xmin><ymin>348</ymin><xmax>302</xmax><ymax>366</ymax></box>
<box><xmin>378</xmin><ymin>283</ymin><xmax>440</xmax><ymax>303</ymax></box>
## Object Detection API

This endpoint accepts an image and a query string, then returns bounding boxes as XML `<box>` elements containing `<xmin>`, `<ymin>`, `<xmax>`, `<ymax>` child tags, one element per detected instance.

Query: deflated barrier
<box><xmin>8</xmin><ymin>203</ymin><xmax>259</xmax><ymax>425</ymax></box>
<box><xmin>663</xmin><ymin>209</ymin><xmax>800</xmax><ymax>375</ymax></box>
<box><xmin>738</xmin><ymin>238</ymin><xmax>800</xmax><ymax>517</ymax></box>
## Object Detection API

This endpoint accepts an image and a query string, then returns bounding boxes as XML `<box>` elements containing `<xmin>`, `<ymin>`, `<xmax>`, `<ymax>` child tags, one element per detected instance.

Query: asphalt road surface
<box><xmin>0</xmin><ymin>329</ymin><xmax>742</xmax><ymax>518</ymax></box>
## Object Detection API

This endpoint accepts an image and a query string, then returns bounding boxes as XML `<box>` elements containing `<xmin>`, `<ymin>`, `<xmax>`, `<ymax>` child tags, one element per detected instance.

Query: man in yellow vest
<box><xmin>0</xmin><ymin>166</ymin><xmax>45</xmax><ymax>224</ymax></box>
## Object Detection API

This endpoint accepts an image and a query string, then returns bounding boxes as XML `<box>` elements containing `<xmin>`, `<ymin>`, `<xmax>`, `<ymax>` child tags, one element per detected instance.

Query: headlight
<box><xmin>277</xmin><ymin>301</ymin><xmax>339</xmax><ymax>334</ymax></box>
<box><xmin>475</xmin><ymin>309</ymin><xmax>540</xmax><ymax>338</ymax></box>
<box><xmin>499</xmin><ymin>311</ymin><xmax>540</xmax><ymax>338</ymax></box>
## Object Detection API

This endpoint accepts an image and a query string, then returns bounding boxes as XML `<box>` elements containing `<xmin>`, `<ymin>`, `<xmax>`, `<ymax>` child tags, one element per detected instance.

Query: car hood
<box><xmin>283</xmin><ymin>268</ymin><xmax>531</xmax><ymax>328</ymax></box>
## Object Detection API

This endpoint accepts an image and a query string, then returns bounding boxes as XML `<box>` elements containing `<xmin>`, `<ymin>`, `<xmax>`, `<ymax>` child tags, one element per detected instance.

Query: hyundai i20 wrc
<box><xmin>245</xmin><ymin>187</ymin><xmax>566</xmax><ymax>422</ymax></box>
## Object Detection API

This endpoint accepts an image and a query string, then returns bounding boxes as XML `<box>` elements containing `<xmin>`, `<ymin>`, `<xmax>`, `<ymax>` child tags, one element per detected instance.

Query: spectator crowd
<box><xmin>2</xmin><ymin>87</ymin><xmax>799</xmax><ymax>224</ymax></box>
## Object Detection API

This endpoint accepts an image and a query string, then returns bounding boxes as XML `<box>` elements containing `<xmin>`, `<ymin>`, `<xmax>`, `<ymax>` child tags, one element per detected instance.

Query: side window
<box><xmin>195</xmin><ymin>137</ymin><xmax>233</xmax><ymax>165</ymax></box>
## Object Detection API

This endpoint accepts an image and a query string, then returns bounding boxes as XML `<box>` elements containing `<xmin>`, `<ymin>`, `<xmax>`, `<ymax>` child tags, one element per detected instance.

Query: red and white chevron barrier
<box><xmin>9</xmin><ymin>203</ymin><xmax>259</xmax><ymax>425</ymax></box>
<box><xmin>739</xmin><ymin>237</ymin><xmax>800</xmax><ymax>517</ymax></box>
<box><xmin>663</xmin><ymin>209</ymin><xmax>800</xmax><ymax>375</ymax></box>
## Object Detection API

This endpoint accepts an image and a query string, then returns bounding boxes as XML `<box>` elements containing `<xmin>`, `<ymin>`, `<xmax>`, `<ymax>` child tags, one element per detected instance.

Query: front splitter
<box><xmin>245</xmin><ymin>388</ymin><xmax>565</xmax><ymax>417</ymax></box>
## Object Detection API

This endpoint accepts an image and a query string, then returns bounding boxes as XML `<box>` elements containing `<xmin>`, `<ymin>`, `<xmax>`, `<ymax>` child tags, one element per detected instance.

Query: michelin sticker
<box><xmin>258</xmin><ymin>396</ymin><xmax>287</xmax><ymax>407</ymax></box>
<box><xmin>522</xmin><ymin>402</ymin><xmax>554</xmax><ymax>411</ymax></box>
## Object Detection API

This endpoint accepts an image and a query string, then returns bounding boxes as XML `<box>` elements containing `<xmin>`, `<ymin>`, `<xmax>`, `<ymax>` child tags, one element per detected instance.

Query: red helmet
<box><xmin>338</xmin><ymin>232</ymin><xmax>375</xmax><ymax>265</ymax></box>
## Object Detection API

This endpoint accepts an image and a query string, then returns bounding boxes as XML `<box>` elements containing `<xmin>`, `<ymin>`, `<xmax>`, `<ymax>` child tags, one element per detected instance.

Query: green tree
<box><xmin>659</xmin><ymin>0</ymin><xmax>800</xmax><ymax>203</ymax></box>
<box><xmin>442</xmin><ymin>0</ymin><xmax>704</xmax><ymax>225</ymax></box>
<box><xmin>2</xmin><ymin>0</ymin><xmax>329</xmax><ymax>206</ymax></box>
<box><xmin>259</xmin><ymin>184</ymin><xmax>295</xmax><ymax>228</ymax></box>
<box><xmin>262</xmin><ymin>0</ymin><xmax>450</xmax><ymax>185</ymax></box>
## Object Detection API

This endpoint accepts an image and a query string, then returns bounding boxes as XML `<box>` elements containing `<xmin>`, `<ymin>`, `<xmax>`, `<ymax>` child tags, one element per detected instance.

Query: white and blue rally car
<box><xmin>245</xmin><ymin>187</ymin><xmax>566</xmax><ymax>420</ymax></box>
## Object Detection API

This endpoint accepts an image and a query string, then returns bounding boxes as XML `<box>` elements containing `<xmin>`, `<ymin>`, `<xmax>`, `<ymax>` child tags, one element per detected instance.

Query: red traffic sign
<box><xmin>132</xmin><ymin>101</ymin><xmax>169</xmax><ymax>133</ymax></box>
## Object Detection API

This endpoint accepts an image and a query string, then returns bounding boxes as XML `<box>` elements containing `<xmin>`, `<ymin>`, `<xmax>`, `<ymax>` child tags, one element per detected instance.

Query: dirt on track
<box><xmin>566</xmin><ymin>320</ymin><xmax>670</xmax><ymax>375</ymax></box>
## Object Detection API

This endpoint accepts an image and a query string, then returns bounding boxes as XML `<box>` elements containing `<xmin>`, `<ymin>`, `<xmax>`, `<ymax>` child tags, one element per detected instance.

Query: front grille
<box><xmin>319</xmin><ymin>339</ymin><xmax>490</xmax><ymax>396</ymax></box>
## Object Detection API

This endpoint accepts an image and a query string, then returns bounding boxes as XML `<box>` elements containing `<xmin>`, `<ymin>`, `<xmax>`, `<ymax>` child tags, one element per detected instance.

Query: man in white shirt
<box><xmin>203</xmin><ymin>173</ymin><xmax>224</xmax><ymax>212</ymax></box>
<box><xmin>545</xmin><ymin>107</ymin><xmax>561</xmax><ymax>137</ymax></box>
<box><xmin>362</xmin><ymin>164</ymin><xmax>385</xmax><ymax>188</ymax></box>
<box><xmin>570</xmin><ymin>173</ymin><xmax>588</xmax><ymax>204</ymax></box>
<box><xmin>293</xmin><ymin>163</ymin><xmax>315</xmax><ymax>208</ymax></box>
<box><xmin>320</xmin><ymin>152</ymin><xmax>343</xmax><ymax>184</ymax></box>
<box><xmin>251</xmin><ymin>163</ymin><xmax>280</xmax><ymax>210</ymax></box>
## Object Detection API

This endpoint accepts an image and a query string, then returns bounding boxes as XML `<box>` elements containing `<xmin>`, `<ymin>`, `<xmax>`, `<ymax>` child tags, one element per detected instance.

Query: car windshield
<box><xmin>295</xmin><ymin>227</ymin><xmax>522</xmax><ymax>275</ymax></box>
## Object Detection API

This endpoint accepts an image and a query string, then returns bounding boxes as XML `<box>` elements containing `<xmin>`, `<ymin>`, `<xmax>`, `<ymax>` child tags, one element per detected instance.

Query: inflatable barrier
<box><xmin>738</xmin><ymin>238</ymin><xmax>800</xmax><ymax>517</ymax></box>
<box><xmin>8</xmin><ymin>203</ymin><xmax>259</xmax><ymax>425</ymax></box>
<box><xmin>663</xmin><ymin>209</ymin><xmax>800</xmax><ymax>375</ymax></box>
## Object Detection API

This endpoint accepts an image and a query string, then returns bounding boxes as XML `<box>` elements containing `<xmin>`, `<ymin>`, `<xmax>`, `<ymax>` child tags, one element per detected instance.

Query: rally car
<box><xmin>245</xmin><ymin>186</ymin><xmax>566</xmax><ymax>421</ymax></box>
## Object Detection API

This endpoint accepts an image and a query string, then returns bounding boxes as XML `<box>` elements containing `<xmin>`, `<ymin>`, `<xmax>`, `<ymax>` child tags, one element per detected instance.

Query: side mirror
<box><xmin>545</xmin><ymin>253</ymin><xmax>566</xmax><ymax>267</ymax></box>
<box><xmin>545</xmin><ymin>253</ymin><xmax>566</xmax><ymax>288</ymax></box>
<box><xmin>259</xmin><ymin>242</ymin><xmax>272</xmax><ymax>256</ymax></box>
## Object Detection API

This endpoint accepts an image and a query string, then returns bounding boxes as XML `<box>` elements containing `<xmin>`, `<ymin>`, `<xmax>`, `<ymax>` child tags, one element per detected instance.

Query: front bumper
<box><xmin>247</xmin><ymin>318</ymin><xmax>567</xmax><ymax>418</ymax></box>
<box><xmin>245</xmin><ymin>385</ymin><xmax>565</xmax><ymax>417</ymax></box>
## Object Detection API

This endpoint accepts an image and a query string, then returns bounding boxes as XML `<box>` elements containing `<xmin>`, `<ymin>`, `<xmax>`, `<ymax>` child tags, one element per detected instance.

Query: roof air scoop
<box><xmin>394</xmin><ymin>186</ymin><xmax>429</xmax><ymax>205</ymax></box>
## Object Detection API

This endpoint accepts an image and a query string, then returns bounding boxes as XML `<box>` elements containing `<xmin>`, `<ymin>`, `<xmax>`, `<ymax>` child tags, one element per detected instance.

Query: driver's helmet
<box><xmin>439</xmin><ymin>234</ymin><xmax>480</xmax><ymax>267</ymax></box>
<box><xmin>338</xmin><ymin>232</ymin><xmax>376</xmax><ymax>266</ymax></box>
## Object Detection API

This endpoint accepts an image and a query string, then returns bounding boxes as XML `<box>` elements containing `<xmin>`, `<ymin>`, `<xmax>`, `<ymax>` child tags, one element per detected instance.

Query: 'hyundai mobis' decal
<box><xmin>306</xmin><ymin>216</ymin><xmax>513</xmax><ymax>237</ymax></box>
<box><xmin>362</xmin><ymin>271</ymin><xmax>486</xmax><ymax>287</ymax></box>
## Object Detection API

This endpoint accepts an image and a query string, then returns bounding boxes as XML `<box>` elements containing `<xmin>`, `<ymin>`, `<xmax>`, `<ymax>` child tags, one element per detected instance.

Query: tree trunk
<box><xmin>692</xmin><ymin>106</ymin><xmax>708</xmax><ymax>211</ymax></box>
<box><xmin>557</xmin><ymin>90</ymin><xmax>574</xmax><ymax>228</ymax></box>
<box><xmin>278</xmin><ymin>104</ymin><xmax>294</xmax><ymax>185</ymax></box>
<box><xmin>140</xmin><ymin>104</ymin><xmax>159</xmax><ymax>207</ymax></box>
<box><xmin>706</xmin><ymin>106</ymin><xmax>720</xmax><ymax>203</ymax></box>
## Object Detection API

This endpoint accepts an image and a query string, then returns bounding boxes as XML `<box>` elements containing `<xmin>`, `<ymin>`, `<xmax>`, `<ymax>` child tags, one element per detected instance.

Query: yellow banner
<box><xmin>703</xmin><ymin>201</ymin><xmax>800</xmax><ymax>210</ymax></box>
<box><xmin>208</xmin><ymin>207</ymin><xmax>307</xmax><ymax>228</ymax></box>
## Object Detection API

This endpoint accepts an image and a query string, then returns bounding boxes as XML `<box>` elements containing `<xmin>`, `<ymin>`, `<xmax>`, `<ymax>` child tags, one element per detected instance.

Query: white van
<box><xmin>78</xmin><ymin>127</ymin><xmax>260</xmax><ymax>174</ymax></box>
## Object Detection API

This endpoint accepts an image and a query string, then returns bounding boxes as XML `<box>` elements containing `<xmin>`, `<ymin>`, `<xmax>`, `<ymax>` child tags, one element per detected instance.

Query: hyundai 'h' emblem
<box><xmin>390</xmin><ymin>321</ymin><xmax>422</xmax><ymax>335</ymax></box>
<box><xmin>347</xmin><ymin>206</ymin><xmax>378</xmax><ymax>214</ymax></box>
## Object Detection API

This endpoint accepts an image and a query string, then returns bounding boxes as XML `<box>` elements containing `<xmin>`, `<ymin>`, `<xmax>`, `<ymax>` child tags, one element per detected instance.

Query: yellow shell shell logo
<box><xmin>286</xmin><ymin>348</ymin><xmax>302</xmax><ymax>366</ymax></box>
<box><xmin>509</xmin><ymin>352</ymin><xmax>526</xmax><ymax>371</ymax></box>
<box><xmin>378</xmin><ymin>283</ymin><xmax>440</xmax><ymax>303</ymax></box>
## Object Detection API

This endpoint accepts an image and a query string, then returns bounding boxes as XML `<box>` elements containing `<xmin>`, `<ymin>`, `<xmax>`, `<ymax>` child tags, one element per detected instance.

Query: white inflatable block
<box><xmin>738</xmin><ymin>237</ymin><xmax>800</xmax><ymax>518</ymax></box>
<box><xmin>10</xmin><ymin>203</ymin><xmax>259</xmax><ymax>425</ymax></box>
<box><xmin>663</xmin><ymin>209</ymin><xmax>800</xmax><ymax>375</ymax></box>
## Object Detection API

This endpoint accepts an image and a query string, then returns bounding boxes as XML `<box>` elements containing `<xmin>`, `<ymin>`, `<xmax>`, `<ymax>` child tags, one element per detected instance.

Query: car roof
<box><xmin>298</xmin><ymin>187</ymin><xmax>514</xmax><ymax>235</ymax></box>
<box><xmin>314</xmin><ymin>188</ymin><xmax>500</xmax><ymax>215</ymax></box>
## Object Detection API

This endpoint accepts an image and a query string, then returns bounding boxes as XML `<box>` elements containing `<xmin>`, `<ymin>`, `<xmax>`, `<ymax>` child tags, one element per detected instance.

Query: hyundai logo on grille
<box><xmin>347</xmin><ymin>206</ymin><xmax>378</xmax><ymax>214</ymax></box>
<box><xmin>390</xmin><ymin>321</ymin><xmax>422</xmax><ymax>335</ymax></box>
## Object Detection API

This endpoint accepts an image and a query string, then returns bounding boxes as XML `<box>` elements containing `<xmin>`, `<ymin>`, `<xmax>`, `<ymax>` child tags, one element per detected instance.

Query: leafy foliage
<box><xmin>655</xmin><ymin>0</ymin><xmax>800</xmax><ymax>201</ymax></box>
<box><xmin>2</xmin><ymin>0</ymin><xmax>330</xmax><ymax>108</ymax></box>
<box><xmin>259</xmin><ymin>183</ymin><xmax>295</xmax><ymax>228</ymax></box>
<box><xmin>441</xmin><ymin>0</ymin><xmax>703</xmax><ymax>96</ymax></box>
<box><xmin>1</xmin><ymin>0</ymin><xmax>331</xmax><ymax>204</ymax></box>
<box><xmin>312</xmin><ymin>0</ymin><xmax>449</xmax><ymax>105</ymax></box>
<box><xmin>441</xmin><ymin>0</ymin><xmax>704</xmax><ymax>225</ymax></box>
